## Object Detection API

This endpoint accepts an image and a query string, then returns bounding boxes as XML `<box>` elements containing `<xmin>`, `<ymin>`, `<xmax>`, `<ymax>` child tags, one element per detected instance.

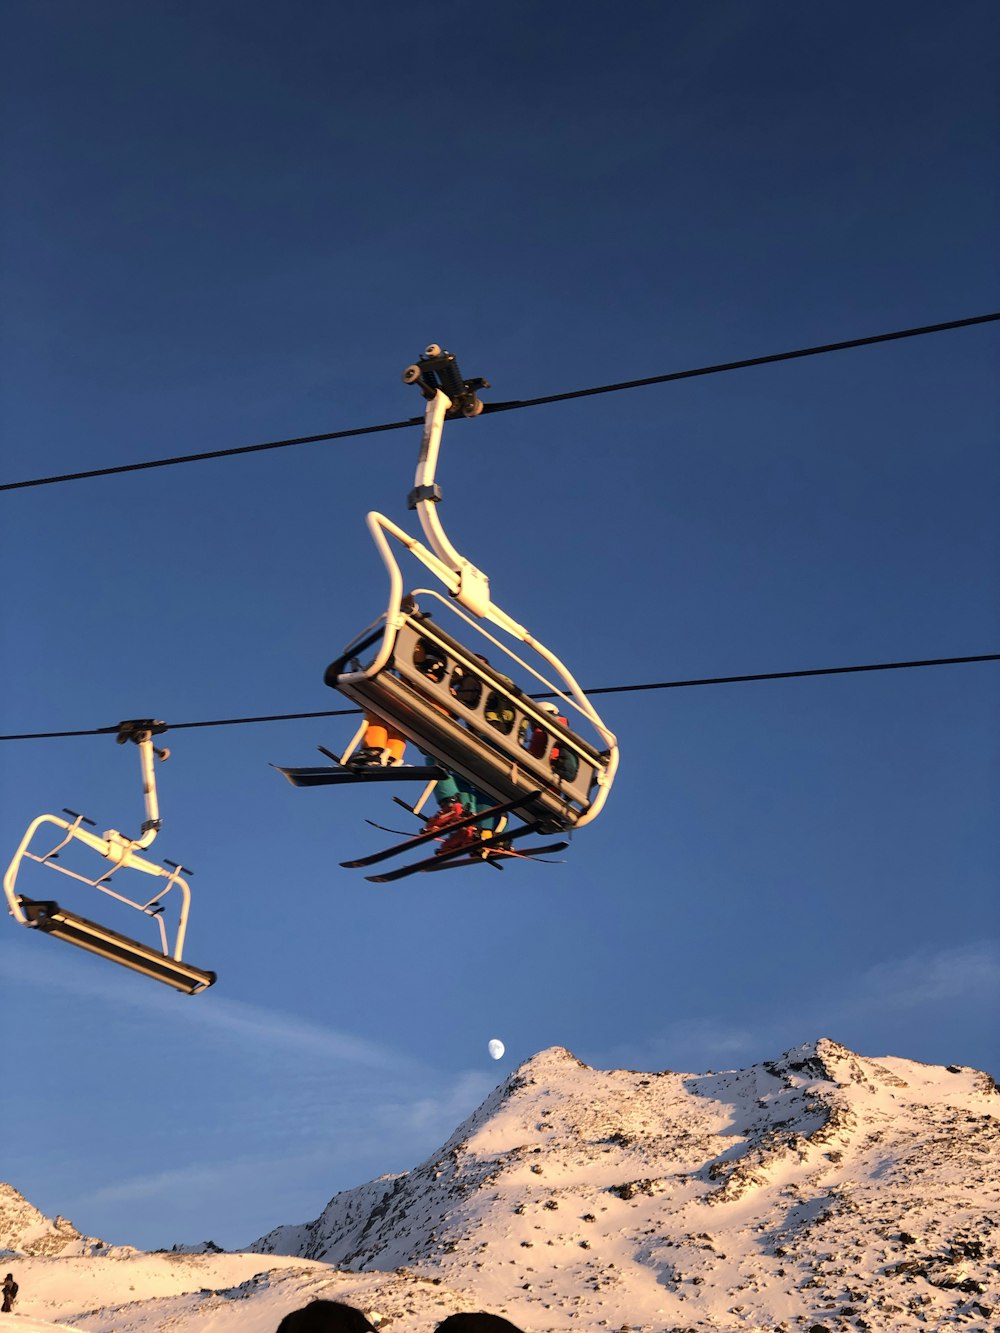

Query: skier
<box><xmin>531</xmin><ymin>700</ymin><xmax>579</xmax><ymax>780</ymax></box>
<box><xmin>1</xmin><ymin>1273</ymin><xmax>17</xmax><ymax>1313</ymax></box>
<box><xmin>420</xmin><ymin>767</ymin><xmax>499</xmax><ymax>855</ymax></box>
<box><xmin>351</xmin><ymin>712</ymin><xmax>407</xmax><ymax>767</ymax></box>
<box><xmin>525</xmin><ymin>700</ymin><xmax>563</xmax><ymax>757</ymax></box>
<box><xmin>350</xmin><ymin>638</ymin><xmax>449</xmax><ymax>767</ymax></box>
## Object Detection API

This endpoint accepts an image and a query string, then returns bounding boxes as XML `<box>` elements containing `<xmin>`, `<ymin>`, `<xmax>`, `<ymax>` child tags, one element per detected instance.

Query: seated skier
<box><xmin>350</xmin><ymin>712</ymin><xmax>407</xmax><ymax>767</ymax></box>
<box><xmin>420</xmin><ymin>766</ymin><xmax>499</xmax><ymax>855</ymax></box>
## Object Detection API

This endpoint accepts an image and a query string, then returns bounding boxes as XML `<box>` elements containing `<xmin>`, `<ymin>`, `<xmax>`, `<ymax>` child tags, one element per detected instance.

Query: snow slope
<box><xmin>3</xmin><ymin>1039</ymin><xmax>997</xmax><ymax>1331</ymax></box>
<box><xmin>250</xmin><ymin>1039</ymin><xmax>999</xmax><ymax>1331</ymax></box>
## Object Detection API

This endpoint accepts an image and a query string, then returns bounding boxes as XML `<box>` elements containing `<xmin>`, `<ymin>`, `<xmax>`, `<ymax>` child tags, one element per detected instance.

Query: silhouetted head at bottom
<box><xmin>436</xmin><ymin>1316</ymin><xmax>526</xmax><ymax>1333</ymax></box>
<box><xmin>276</xmin><ymin>1300</ymin><xmax>380</xmax><ymax>1332</ymax></box>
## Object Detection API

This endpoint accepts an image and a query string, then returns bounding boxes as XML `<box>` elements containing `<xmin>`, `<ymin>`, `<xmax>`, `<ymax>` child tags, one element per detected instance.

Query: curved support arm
<box><xmin>405</xmin><ymin>390</ymin><xmax>614</xmax><ymax>749</ymax></box>
<box><xmin>412</xmin><ymin>391</ymin><xmax>492</xmax><ymax>617</ymax></box>
<box><xmin>336</xmin><ymin>509</ymin><xmax>462</xmax><ymax>685</ymax></box>
<box><xmin>479</xmin><ymin>599</ymin><xmax>617</xmax><ymax>754</ymax></box>
<box><xmin>344</xmin><ymin>511</ymin><xmax>620</xmax><ymax>794</ymax></box>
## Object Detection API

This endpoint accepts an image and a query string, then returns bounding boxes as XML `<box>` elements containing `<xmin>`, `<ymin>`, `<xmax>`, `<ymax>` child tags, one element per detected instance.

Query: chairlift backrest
<box><xmin>327</xmin><ymin>606</ymin><xmax>607</xmax><ymax>832</ymax></box>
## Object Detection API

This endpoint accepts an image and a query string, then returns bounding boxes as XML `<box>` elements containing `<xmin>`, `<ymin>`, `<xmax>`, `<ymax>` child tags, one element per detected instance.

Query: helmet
<box><xmin>538</xmin><ymin>701</ymin><xmax>560</xmax><ymax>716</ymax></box>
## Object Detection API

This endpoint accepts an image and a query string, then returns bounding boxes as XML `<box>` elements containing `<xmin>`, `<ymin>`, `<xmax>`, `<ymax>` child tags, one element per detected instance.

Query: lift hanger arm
<box><xmin>382</xmin><ymin>356</ymin><xmax>618</xmax><ymax>753</ymax></box>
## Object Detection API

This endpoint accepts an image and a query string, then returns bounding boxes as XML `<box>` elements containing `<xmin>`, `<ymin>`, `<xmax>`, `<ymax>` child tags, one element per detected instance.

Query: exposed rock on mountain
<box><xmin>0</xmin><ymin>1183</ymin><xmax>120</xmax><ymax>1259</ymax></box>
<box><xmin>250</xmin><ymin>1038</ymin><xmax>1000</xmax><ymax>1331</ymax></box>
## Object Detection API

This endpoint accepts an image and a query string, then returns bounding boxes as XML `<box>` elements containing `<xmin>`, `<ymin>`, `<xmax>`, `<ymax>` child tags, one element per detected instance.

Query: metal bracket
<box><xmin>116</xmin><ymin>719</ymin><xmax>167</xmax><ymax>745</ymax></box>
<box><xmin>408</xmin><ymin>483</ymin><xmax>442</xmax><ymax>510</ymax></box>
<box><xmin>402</xmin><ymin>344</ymin><xmax>489</xmax><ymax>418</ymax></box>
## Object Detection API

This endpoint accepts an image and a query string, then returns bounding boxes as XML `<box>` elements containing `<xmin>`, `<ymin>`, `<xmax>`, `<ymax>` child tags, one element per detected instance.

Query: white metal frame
<box><xmin>4</xmin><ymin>728</ymin><xmax>196</xmax><ymax>965</ymax></box>
<box><xmin>337</xmin><ymin>368</ymin><xmax>619</xmax><ymax>829</ymax></box>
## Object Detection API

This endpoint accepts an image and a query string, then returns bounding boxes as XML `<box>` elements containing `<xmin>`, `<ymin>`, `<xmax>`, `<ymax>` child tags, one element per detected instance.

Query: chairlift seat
<box><xmin>19</xmin><ymin>897</ymin><xmax>216</xmax><ymax>995</ymax></box>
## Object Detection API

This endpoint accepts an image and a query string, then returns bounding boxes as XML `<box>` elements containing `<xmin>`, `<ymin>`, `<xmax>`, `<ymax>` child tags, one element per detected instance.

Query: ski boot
<box><xmin>421</xmin><ymin>799</ymin><xmax>466</xmax><ymax>834</ymax></box>
<box><xmin>349</xmin><ymin>746</ymin><xmax>389</xmax><ymax>768</ymax></box>
<box><xmin>437</xmin><ymin>824</ymin><xmax>481</xmax><ymax>857</ymax></box>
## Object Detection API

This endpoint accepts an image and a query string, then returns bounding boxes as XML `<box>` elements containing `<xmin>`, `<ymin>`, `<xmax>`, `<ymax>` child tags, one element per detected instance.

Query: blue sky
<box><xmin>1</xmin><ymin>1</ymin><xmax>997</xmax><ymax>1250</ymax></box>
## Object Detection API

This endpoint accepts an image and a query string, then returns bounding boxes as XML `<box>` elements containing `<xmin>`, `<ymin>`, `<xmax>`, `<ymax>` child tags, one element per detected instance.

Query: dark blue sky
<box><xmin>1</xmin><ymin>1</ymin><xmax>997</xmax><ymax>1249</ymax></box>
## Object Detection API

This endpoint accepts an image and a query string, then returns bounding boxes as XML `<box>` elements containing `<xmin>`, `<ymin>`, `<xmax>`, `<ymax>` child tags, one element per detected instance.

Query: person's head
<box><xmin>435</xmin><ymin>1317</ymin><xmax>525</xmax><ymax>1333</ymax></box>
<box><xmin>276</xmin><ymin>1301</ymin><xmax>379</xmax><ymax>1333</ymax></box>
<box><xmin>537</xmin><ymin>702</ymin><xmax>560</xmax><ymax>717</ymax></box>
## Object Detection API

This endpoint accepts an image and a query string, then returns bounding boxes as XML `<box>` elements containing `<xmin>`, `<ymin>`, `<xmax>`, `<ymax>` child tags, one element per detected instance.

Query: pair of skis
<box><xmin>341</xmin><ymin>790</ymin><xmax>568</xmax><ymax>882</ymax></box>
<box><xmin>273</xmin><ymin>761</ymin><xmax>446</xmax><ymax>788</ymax></box>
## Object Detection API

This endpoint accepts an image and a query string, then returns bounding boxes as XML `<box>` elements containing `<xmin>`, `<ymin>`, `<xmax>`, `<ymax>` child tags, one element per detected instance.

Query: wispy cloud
<box><xmin>597</xmin><ymin>1017</ymin><xmax>764</xmax><ymax>1073</ymax></box>
<box><xmin>369</xmin><ymin>1069</ymin><xmax>498</xmax><ymax>1139</ymax></box>
<box><xmin>596</xmin><ymin>939</ymin><xmax>1000</xmax><ymax>1074</ymax></box>
<box><xmin>176</xmin><ymin>993</ymin><xmax>422</xmax><ymax>1072</ymax></box>
<box><xmin>0</xmin><ymin>940</ymin><xmax>419</xmax><ymax>1072</ymax></box>
<box><xmin>85</xmin><ymin>1158</ymin><xmax>272</xmax><ymax>1207</ymax></box>
<box><xmin>77</xmin><ymin>1063</ymin><xmax>500</xmax><ymax>1248</ymax></box>
<box><xmin>846</xmin><ymin>940</ymin><xmax>1000</xmax><ymax>1012</ymax></box>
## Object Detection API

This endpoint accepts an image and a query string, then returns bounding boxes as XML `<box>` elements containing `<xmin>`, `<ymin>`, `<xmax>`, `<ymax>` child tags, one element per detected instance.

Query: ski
<box><xmin>272</xmin><ymin>763</ymin><xmax>446</xmax><ymax>789</ymax></box>
<box><xmin>365</xmin><ymin>818</ymin><xmax>416</xmax><ymax>836</ymax></box>
<box><xmin>424</xmin><ymin>840</ymin><xmax>570</xmax><ymax>871</ymax></box>
<box><xmin>341</xmin><ymin>790</ymin><xmax>543</xmax><ymax>869</ymax></box>
<box><xmin>498</xmin><ymin>840</ymin><xmax>569</xmax><ymax>863</ymax></box>
<box><xmin>365</xmin><ymin>822</ymin><xmax>548</xmax><ymax>883</ymax></box>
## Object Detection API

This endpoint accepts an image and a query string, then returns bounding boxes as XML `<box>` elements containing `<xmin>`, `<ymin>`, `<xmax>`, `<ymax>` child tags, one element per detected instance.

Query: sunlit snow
<box><xmin>2</xmin><ymin>1039</ymin><xmax>996</xmax><ymax>1332</ymax></box>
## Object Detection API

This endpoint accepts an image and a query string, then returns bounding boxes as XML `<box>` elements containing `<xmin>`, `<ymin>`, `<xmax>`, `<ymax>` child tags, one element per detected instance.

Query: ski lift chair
<box><xmin>324</xmin><ymin>345</ymin><xmax>619</xmax><ymax>837</ymax></box>
<box><xmin>4</xmin><ymin>721</ymin><xmax>216</xmax><ymax>994</ymax></box>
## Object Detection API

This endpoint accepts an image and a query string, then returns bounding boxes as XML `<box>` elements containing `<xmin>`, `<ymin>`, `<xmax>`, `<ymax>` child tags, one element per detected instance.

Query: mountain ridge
<box><xmin>248</xmin><ymin>1037</ymin><xmax>999</xmax><ymax>1330</ymax></box>
<box><xmin>2</xmin><ymin>1037</ymin><xmax>997</xmax><ymax>1331</ymax></box>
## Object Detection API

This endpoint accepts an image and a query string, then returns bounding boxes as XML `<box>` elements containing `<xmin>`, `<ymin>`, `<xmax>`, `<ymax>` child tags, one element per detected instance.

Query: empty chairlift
<box><xmin>4</xmin><ymin>720</ymin><xmax>216</xmax><ymax>994</ymax></box>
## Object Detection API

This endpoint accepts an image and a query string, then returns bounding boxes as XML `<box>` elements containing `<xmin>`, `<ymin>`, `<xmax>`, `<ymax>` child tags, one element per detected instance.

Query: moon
<box><xmin>487</xmin><ymin>1038</ymin><xmax>505</xmax><ymax>1061</ymax></box>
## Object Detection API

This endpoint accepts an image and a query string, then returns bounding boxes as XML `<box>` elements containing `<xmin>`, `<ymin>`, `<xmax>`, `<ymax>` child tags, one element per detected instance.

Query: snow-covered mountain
<box><xmin>0</xmin><ymin>1183</ymin><xmax>120</xmax><ymax>1260</ymax></box>
<box><xmin>2</xmin><ymin>1038</ymin><xmax>997</xmax><ymax>1331</ymax></box>
<box><xmin>249</xmin><ymin>1038</ymin><xmax>999</xmax><ymax>1331</ymax></box>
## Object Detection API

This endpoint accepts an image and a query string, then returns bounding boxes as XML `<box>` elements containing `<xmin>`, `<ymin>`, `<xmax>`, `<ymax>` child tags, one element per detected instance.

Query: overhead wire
<box><xmin>3</xmin><ymin>318</ymin><xmax>996</xmax><ymax>741</ymax></box>
<box><xmin>2</xmin><ymin>312</ymin><xmax>997</xmax><ymax>493</ymax></box>
<box><xmin>1</xmin><ymin>652</ymin><xmax>996</xmax><ymax>741</ymax></box>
